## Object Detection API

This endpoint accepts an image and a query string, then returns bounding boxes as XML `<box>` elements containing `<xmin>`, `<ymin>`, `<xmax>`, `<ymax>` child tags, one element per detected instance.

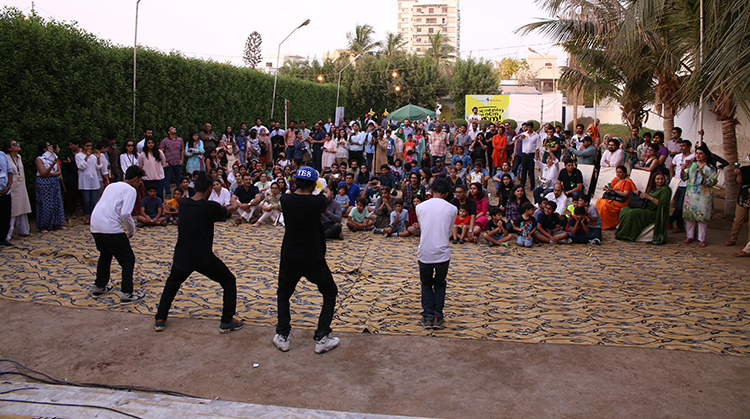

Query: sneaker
<box><xmin>365</xmin><ymin>225</ymin><xmax>374</xmax><ymax>231</ymax></box>
<box><xmin>458</xmin><ymin>239</ymin><xmax>465</xmax><ymax>244</ymax></box>
<box><xmin>120</xmin><ymin>292</ymin><xmax>145</xmax><ymax>305</ymax></box>
<box><xmin>219</xmin><ymin>318</ymin><xmax>245</xmax><ymax>334</ymax></box>
<box><xmin>500</xmin><ymin>241</ymin><xmax>510</xmax><ymax>247</ymax></box>
<box><xmin>92</xmin><ymin>284</ymin><xmax>114</xmax><ymax>297</ymax></box>
<box><xmin>432</xmin><ymin>317</ymin><xmax>445</xmax><ymax>329</ymax></box>
<box><xmin>562</xmin><ymin>238</ymin><xmax>572</xmax><ymax>244</ymax></box>
<box><xmin>372</xmin><ymin>228</ymin><xmax>383</xmax><ymax>234</ymax></box>
<box><xmin>136</xmin><ymin>221</ymin><xmax>144</xmax><ymax>228</ymax></box>
<box><xmin>154</xmin><ymin>319</ymin><xmax>166</xmax><ymax>332</ymax></box>
<box><xmin>452</xmin><ymin>239</ymin><xmax>458</xmax><ymax>244</ymax></box>
<box><xmin>487</xmin><ymin>241</ymin><xmax>495</xmax><ymax>247</ymax></box>
<box><xmin>273</xmin><ymin>333</ymin><xmax>291</xmax><ymax>352</ymax></box>
<box><xmin>314</xmin><ymin>335</ymin><xmax>340</xmax><ymax>354</ymax></box>
<box><xmin>419</xmin><ymin>317</ymin><xmax>434</xmax><ymax>328</ymax></box>
<box><xmin>590</xmin><ymin>238</ymin><xmax>601</xmax><ymax>245</ymax></box>
<box><xmin>161</xmin><ymin>220</ymin><xmax>168</xmax><ymax>226</ymax></box>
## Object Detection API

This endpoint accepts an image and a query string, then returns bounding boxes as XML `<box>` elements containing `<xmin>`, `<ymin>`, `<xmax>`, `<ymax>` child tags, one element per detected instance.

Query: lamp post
<box><xmin>270</xmin><ymin>19</ymin><xmax>310</xmax><ymax>124</ymax></box>
<box><xmin>335</xmin><ymin>54</ymin><xmax>361</xmax><ymax>123</ymax></box>
<box><xmin>132</xmin><ymin>0</ymin><xmax>142</xmax><ymax>141</ymax></box>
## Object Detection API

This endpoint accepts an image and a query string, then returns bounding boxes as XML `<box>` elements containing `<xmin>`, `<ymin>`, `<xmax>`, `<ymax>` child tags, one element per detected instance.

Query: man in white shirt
<box><xmin>600</xmin><ymin>138</ymin><xmax>625</xmax><ymax>168</ymax></box>
<box><xmin>468</xmin><ymin>107</ymin><xmax>482</xmax><ymax>124</ymax></box>
<box><xmin>89</xmin><ymin>166</ymin><xmax>146</xmax><ymax>304</ymax></box>
<box><xmin>544</xmin><ymin>182</ymin><xmax>568</xmax><ymax>216</ymax></box>
<box><xmin>415</xmin><ymin>179</ymin><xmax>457</xmax><ymax>330</ymax></box>
<box><xmin>249</xmin><ymin>118</ymin><xmax>267</xmax><ymax>136</ymax></box>
<box><xmin>515</xmin><ymin>122</ymin><xmax>542</xmax><ymax>190</ymax></box>
<box><xmin>569</xmin><ymin>124</ymin><xmax>585</xmax><ymax>151</ymax></box>
<box><xmin>669</xmin><ymin>139</ymin><xmax>694</xmax><ymax>232</ymax></box>
<box><xmin>136</xmin><ymin>127</ymin><xmax>153</xmax><ymax>155</ymax></box>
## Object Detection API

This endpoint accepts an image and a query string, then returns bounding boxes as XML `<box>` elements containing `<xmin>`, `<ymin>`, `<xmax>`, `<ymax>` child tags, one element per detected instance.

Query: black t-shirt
<box><xmin>234</xmin><ymin>184</ymin><xmax>259</xmax><ymax>204</ymax></box>
<box><xmin>557</xmin><ymin>168</ymin><xmax>584</xmax><ymax>192</ymax></box>
<box><xmin>280</xmin><ymin>193</ymin><xmax>328</xmax><ymax>263</ymax></box>
<box><xmin>536</xmin><ymin>211</ymin><xmax>562</xmax><ymax>232</ymax></box>
<box><xmin>450</xmin><ymin>198</ymin><xmax>477</xmax><ymax>215</ymax></box>
<box><xmin>173</xmin><ymin>198</ymin><xmax>227</xmax><ymax>270</ymax></box>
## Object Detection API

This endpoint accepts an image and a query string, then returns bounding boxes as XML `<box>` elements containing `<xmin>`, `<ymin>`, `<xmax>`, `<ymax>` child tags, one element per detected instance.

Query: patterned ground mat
<box><xmin>1</xmin><ymin>220</ymin><xmax>749</xmax><ymax>357</ymax></box>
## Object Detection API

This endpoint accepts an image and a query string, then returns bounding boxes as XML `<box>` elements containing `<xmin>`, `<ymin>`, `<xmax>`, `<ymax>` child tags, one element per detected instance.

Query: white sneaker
<box><xmin>314</xmin><ymin>335</ymin><xmax>340</xmax><ymax>354</ymax></box>
<box><xmin>273</xmin><ymin>334</ymin><xmax>291</xmax><ymax>352</ymax></box>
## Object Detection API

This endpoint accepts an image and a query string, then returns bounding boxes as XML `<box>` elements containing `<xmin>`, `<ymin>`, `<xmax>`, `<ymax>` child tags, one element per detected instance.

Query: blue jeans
<box><xmin>567</xmin><ymin>230</ymin><xmax>596</xmax><ymax>243</ymax></box>
<box><xmin>418</xmin><ymin>260</ymin><xmax>449</xmax><ymax>319</ymax></box>
<box><xmin>81</xmin><ymin>189</ymin><xmax>99</xmax><ymax>216</ymax></box>
<box><xmin>517</xmin><ymin>235</ymin><xmax>533</xmax><ymax>247</ymax></box>
<box><xmin>533</xmin><ymin>187</ymin><xmax>553</xmax><ymax>204</ymax></box>
<box><xmin>163</xmin><ymin>164</ymin><xmax>183</xmax><ymax>193</ymax></box>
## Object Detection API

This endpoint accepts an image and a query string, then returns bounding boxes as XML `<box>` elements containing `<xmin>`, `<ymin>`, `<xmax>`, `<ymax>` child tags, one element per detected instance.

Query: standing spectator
<box><xmin>119</xmin><ymin>140</ymin><xmax>138</xmax><ymax>178</ymax></box>
<box><xmin>670</xmin><ymin>140</ymin><xmax>694</xmax><ymax>233</ymax></box>
<box><xmin>3</xmin><ymin>140</ymin><xmax>31</xmax><ymax>240</ymax></box>
<box><xmin>272</xmin><ymin>167</ymin><xmax>340</xmax><ymax>354</ymax></box>
<box><xmin>184</xmin><ymin>131</ymin><xmax>204</xmax><ymax>174</ymax></box>
<box><xmin>681</xmin><ymin>143</ymin><xmax>718</xmax><ymax>247</ymax></box>
<box><xmin>154</xmin><ymin>172</ymin><xmax>242</xmax><ymax>333</ymax></box>
<box><xmin>335</xmin><ymin>129</ymin><xmax>349</xmax><ymax>166</ymax></box>
<box><xmin>515</xmin><ymin>123</ymin><xmax>542</xmax><ymax>189</ymax></box>
<box><xmin>198</xmin><ymin>122</ymin><xmax>218</xmax><ymax>150</ymax></box>
<box><xmin>321</xmin><ymin>132</ymin><xmax>337</xmax><ymax>171</ymax></box>
<box><xmin>105</xmin><ymin>132</ymin><xmax>120</xmax><ymax>182</ymax></box>
<box><xmin>624</xmin><ymin>127</ymin><xmax>643</xmax><ymax>171</ymax></box>
<box><xmin>348</xmin><ymin>123</ymin><xmax>366</xmax><ymax>167</ymax></box>
<box><xmin>283</xmin><ymin>120</ymin><xmax>298</xmax><ymax>158</ymax></box>
<box><xmin>415</xmin><ymin>179</ymin><xmax>457</xmax><ymax>329</ymax></box>
<box><xmin>136</xmin><ymin>127</ymin><xmax>153</xmax><ymax>155</ymax></box>
<box><xmin>429</xmin><ymin>124</ymin><xmax>449</xmax><ymax>166</ymax></box>
<box><xmin>160</xmin><ymin>126</ymin><xmax>184</xmax><ymax>196</ymax></box>
<box><xmin>0</xmin><ymin>142</ymin><xmax>13</xmax><ymax>245</ymax></box>
<box><xmin>62</xmin><ymin>138</ymin><xmax>80</xmax><ymax>218</ymax></box>
<box><xmin>137</xmin><ymin>137</ymin><xmax>168</xmax><ymax>201</ymax></box>
<box><xmin>220</xmin><ymin>126</ymin><xmax>238</xmax><ymax>168</ymax></box>
<box><xmin>90</xmin><ymin>166</ymin><xmax>146</xmax><ymax>304</ymax></box>
<box><xmin>726</xmin><ymin>152</ymin><xmax>750</xmax><ymax>246</ymax></box>
<box><xmin>76</xmin><ymin>138</ymin><xmax>103</xmax><ymax>225</ymax></box>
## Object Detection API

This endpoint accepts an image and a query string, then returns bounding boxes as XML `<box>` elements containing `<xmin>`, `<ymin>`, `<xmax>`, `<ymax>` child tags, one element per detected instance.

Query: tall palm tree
<box><xmin>346</xmin><ymin>24</ymin><xmax>381</xmax><ymax>57</ymax></box>
<box><xmin>382</xmin><ymin>32</ymin><xmax>405</xmax><ymax>58</ymax></box>
<box><xmin>425</xmin><ymin>31</ymin><xmax>456</xmax><ymax>79</ymax></box>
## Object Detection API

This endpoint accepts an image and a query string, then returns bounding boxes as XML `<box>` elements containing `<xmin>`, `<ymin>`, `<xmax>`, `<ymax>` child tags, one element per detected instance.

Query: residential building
<box><xmin>397</xmin><ymin>0</ymin><xmax>460</xmax><ymax>56</ymax></box>
<box><xmin>525</xmin><ymin>49</ymin><xmax>560</xmax><ymax>94</ymax></box>
<box><xmin>258</xmin><ymin>54</ymin><xmax>307</xmax><ymax>75</ymax></box>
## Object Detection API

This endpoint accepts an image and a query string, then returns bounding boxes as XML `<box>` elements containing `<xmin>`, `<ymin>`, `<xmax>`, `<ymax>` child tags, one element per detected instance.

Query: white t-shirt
<box><xmin>544</xmin><ymin>191</ymin><xmax>568</xmax><ymax>215</ymax></box>
<box><xmin>90</xmin><ymin>181</ymin><xmax>137</xmax><ymax>236</ymax></box>
<box><xmin>600</xmin><ymin>149</ymin><xmax>625</xmax><ymax>168</ymax></box>
<box><xmin>672</xmin><ymin>152</ymin><xmax>695</xmax><ymax>187</ymax></box>
<box><xmin>209</xmin><ymin>187</ymin><xmax>231</xmax><ymax>206</ymax></box>
<box><xmin>416</xmin><ymin>197</ymin><xmax>458</xmax><ymax>264</ymax></box>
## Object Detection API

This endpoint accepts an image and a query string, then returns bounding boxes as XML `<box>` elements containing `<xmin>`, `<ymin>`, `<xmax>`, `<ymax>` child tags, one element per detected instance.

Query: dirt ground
<box><xmin>1</xmin><ymin>195</ymin><xmax>749</xmax><ymax>418</ymax></box>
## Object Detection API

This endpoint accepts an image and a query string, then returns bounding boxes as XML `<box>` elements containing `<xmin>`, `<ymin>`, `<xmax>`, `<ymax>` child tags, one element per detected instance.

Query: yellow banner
<box><xmin>465</xmin><ymin>95</ymin><xmax>510</xmax><ymax>122</ymax></box>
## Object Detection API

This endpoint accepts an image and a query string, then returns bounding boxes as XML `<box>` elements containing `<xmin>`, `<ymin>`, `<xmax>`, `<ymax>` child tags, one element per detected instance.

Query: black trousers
<box><xmin>276</xmin><ymin>258</ymin><xmax>338</xmax><ymax>340</ymax></box>
<box><xmin>92</xmin><ymin>233</ymin><xmax>135</xmax><ymax>294</ymax></box>
<box><xmin>322</xmin><ymin>222</ymin><xmax>342</xmax><ymax>239</ymax></box>
<box><xmin>0</xmin><ymin>194</ymin><xmax>10</xmax><ymax>242</ymax></box>
<box><xmin>155</xmin><ymin>255</ymin><xmax>237</xmax><ymax>324</ymax></box>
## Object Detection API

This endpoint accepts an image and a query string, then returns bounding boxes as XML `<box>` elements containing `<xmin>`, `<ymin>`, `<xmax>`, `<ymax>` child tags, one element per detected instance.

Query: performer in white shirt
<box><xmin>89</xmin><ymin>166</ymin><xmax>146</xmax><ymax>304</ymax></box>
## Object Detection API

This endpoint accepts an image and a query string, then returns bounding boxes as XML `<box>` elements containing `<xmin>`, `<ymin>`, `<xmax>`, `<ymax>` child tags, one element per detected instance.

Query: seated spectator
<box><xmin>512</xmin><ymin>202</ymin><xmax>537</xmax><ymax>248</ymax></box>
<box><xmin>601</xmin><ymin>138</ymin><xmax>625</xmax><ymax>168</ymax></box>
<box><xmin>322</xmin><ymin>188</ymin><xmax>343</xmax><ymax>240</ymax></box>
<box><xmin>566</xmin><ymin>206</ymin><xmax>598</xmax><ymax>244</ymax></box>
<box><xmin>254</xmin><ymin>172</ymin><xmax>271</xmax><ymax>196</ymax></box>
<box><xmin>338</xmin><ymin>172</ymin><xmax>361</xmax><ymax>206</ymax></box>
<box><xmin>495</xmin><ymin>173</ymin><xmax>514</xmax><ymax>206</ymax></box>
<box><xmin>356</xmin><ymin>165</ymin><xmax>373</xmax><ymax>190</ymax></box>
<box><xmin>178</xmin><ymin>176</ymin><xmax>195</xmax><ymax>197</ymax></box>
<box><xmin>447</xmin><ymin>167</ymin><xmax>464</xmax><ymax>201</ymax></box>
<box><xmin>467</xmin><ymin>162</ymin><xmax>489</xmax><ymax>188</ymax></box>
<box><xmin>335</xmin><ymin>183</ymin><xmax>351</xmax><ymax>216</ymax></box>
<box><xmin>633</xmin><ymin>143</ymin><xmax>662</xmax><ymax>174</ymax></box>
<box><xmin>544</xmin><ymin>182</ymin><xmax>568</xmax><ymax>217</ymax></box>
<box><xmin>163</xmin><ymin>188</ymin><xmax>182</xmax><ymax>225</ymax></box>
<box><xmin>595</xmin><ymin>165</ymin><xmax>636</xmax><ymax>229</ymax></box>
<box><xmin>373</xmin><ymin>188</ymin><xmax>393</xmax><ymax>228</ymax></box>
<box><xmin>452</xmin><ymin>205</ymin><xmax>472</xmax><ymax>244</ymax></box>
<box><xmin>137</xmin><ymin>186</ymin><xmax>167</xmax><ymax>226</ymax></box>
<box><xmin>450</xmin><ymin>184</ymin><xmax>477</xmax><ymax>243</ymax></box>
<box><xmin>454</xmin><ymin>160</ymin><xmax>467</xmax><ymax>180</ymax></box>
<box><xmin>325</xmin><ymin>163</ymin><xmax>344</xmax><ymax>186</ymax></box>
<box><xmin>578</xmin><ymin>194</ymin><xmax>602</xmax><ymax>241</ymax></box>
<box><xmin>364</xmin><ymin>180</ymin><xmax>382</xmax><ymax>211</ymax></box>
<box><xmin>209</xmin><ymin>178</ymin><xmax>232</xmax><ymax>209</ymax></box>
<box><xmin>253</xmin><ymin>182</ymin><xmax>282</xmax><ymax>226</ymax></box>
<box><xmin>406</xmin><ymin>195</ymin><xmax>423</xmax><ymax>237</ymax></box>
<box><xmin>451</xmin><ymin>146</ymin><xmax>471</xmax><ymax>169</ymax></box>
<box><xmin>233</xmin><ymin>173</ymin><xmax>261</xmax><ymax>224</ymax></box>
<box><xmin>483</xmin><ymin>206</ymin><xmax>512</xmax><ymax>247</ymax></box>
<box><xmin>401</xmin><ymin>171</ymin><xmax>426</xmax><ymax>208</ymax></box>
<box><xmin>375</xmin><ymin>198</ymin><xmax>409</xmax><ymax>237</ymax></box>
<box><xmin>492</xmin><ymin>160</ymin><xmax>515</xmax><ymax>192</ymax></box>
<box><xmin>430</xmin><ymin>159</ymin><xmax>448</xmax><ymax>180</ymax></box>
<box><xmin>533</xmin><ymin>154</ymin><xmax>559</xmax><ymax>204</ymax></box>
<box><xmin>535</xmin><ymin>201</ymin><xmax>569</xmax><ymax>244</ymax></box>
<box><xmin>468</xmin><ymin>182</ymin><xmax>489</xmax><ymax>238</ymax></box>
<box><xmin>346</xmin><ymin>197</ymin><xmax>374</xmax><ymax>231</ymax></box>
<box><xmin>378</xmin><ymin>164</ymin><xmax>398</xmax><ymax>194</ymax></box>
<box><xmin>557</xmin><ymin>158</ymin><xmax>584</xmax><ymax>197</ymax></box>
<box><xmin>503</xmin><ymin>184</ymin><xmax>530</xmax><ymax>231</ymax></box>
<box><xmin>616</xmin><ymin>171</ymin><xmax>672</xmax><ymax>244</ymax></box>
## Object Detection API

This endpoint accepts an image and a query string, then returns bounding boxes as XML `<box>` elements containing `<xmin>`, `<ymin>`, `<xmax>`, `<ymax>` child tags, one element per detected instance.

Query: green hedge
<box><xmin>0</xmin><ymin>7</ymin><xmax>342</xmax><ymax>176</ymax></box>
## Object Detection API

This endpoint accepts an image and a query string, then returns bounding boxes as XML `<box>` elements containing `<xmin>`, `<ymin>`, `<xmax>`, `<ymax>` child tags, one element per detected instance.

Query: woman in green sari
<box><xmin>615</xmin><ymin>171</ymin><xmax>672</xmax><ymax>244</ymax></box>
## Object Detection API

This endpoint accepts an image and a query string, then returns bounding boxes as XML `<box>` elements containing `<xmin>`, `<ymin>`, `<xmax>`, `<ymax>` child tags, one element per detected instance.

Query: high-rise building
<box><xmin>397</xmin><ymin>0</ymin><xmax>460</xmax><ymax>56</ymax></box>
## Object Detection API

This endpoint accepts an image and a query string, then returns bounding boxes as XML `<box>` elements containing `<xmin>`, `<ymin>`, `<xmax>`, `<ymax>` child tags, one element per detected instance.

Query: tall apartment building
<box><xmin>397</xmin><ymin>0</ymin><xmax>460</xmax><ymax>56</ymax></box>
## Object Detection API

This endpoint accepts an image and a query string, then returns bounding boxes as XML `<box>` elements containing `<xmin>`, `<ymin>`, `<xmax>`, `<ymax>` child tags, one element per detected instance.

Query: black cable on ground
<box><xmin>0</xmin><ymin>398</ymin><xmax>142</xmax><ymax>419</ymax></box>
<box><xmin>0</xmin><ymin>358</ymin><xmax>198</xmax><ymax>398</ymax></box>
<box><xmin>0</xmin><ymin>387</ymin><xmax>37</xmax><ymax>394</ymax></box>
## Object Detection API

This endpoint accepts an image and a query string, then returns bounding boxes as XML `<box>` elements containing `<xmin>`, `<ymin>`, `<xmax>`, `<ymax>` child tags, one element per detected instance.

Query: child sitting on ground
<box><xmin>535</xmin><ymin>201</ymin><xmax>570</xmax><ymax>244</ymax></box>
<box><xmin>346</xmin><ymin>197</ymin><xmax>374</xmax><ymax>231</ymax></box>
<box><xmin>163</xmin><ymin>188</ymin><xmax>182</xmax><ymax>225</ymax></box>
<box><xmin>335</xmin><ymin>184</ymin><xmax>350</xmax><ymax>216</ymax></box>
<box><xmin>374</xmin><ymin>198</ymin><xmax>409</xmax><ymax>237</ymax></box>
<box><xmin>512</xmin><ymin>202</ymin><xmax>537</xmax><ymax>247</ymax></box>
<box><xmin>483</xmin><ymin>206</ymin><xmax>512</xmax><ymax>247</ymax></box>
<box><xmin>137</xmin><ymin>186</ymin><xmax>167</xmax><ymax>227</ymax></box>
<box><xmin>452</xmin><ymin>205</ymin><xmax>471</xmax><ymax>244</ymax></box>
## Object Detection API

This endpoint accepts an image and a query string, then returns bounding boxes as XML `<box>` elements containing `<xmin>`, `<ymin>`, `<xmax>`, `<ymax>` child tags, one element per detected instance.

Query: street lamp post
<box><xmin>270</xmin><ymin>19</ymin><xmax>310</xmax><ymax>124</ymax></box>
<box><xmin>335</xmin><ymin>54</ymin><xmax>361</xmax><ymax>124</ymax></box>
<box><xmin>132</xmin><ymin>0</ymin><xmax>141</xmax><ymax>141</ymax></box>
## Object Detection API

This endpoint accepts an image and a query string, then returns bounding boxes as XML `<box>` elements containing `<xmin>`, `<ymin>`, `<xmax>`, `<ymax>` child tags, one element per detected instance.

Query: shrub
<box><xmin>500</xmin><ymin>118</ymin><xmax>517</xmax><ymax>130</ymax></box>
<box><xmin>567</xmin><ymin>116</ymin><xmax>594</xmax><ymax>132</ymax></box>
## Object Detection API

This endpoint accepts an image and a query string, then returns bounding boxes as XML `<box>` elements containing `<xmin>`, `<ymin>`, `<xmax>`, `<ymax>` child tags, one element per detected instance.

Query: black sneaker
<box><xmin>92</xmin><ymin>284</ymin><xmax>114</xmax><ymax>297</ymax></box>
<box><xmin>154</xmin><ymin>319</ymin><xmax>167</xmax><ymax>332</ymax></box>
<box><xmin>432</xmin><ymin>317</ymin><xmax>445</xmax><ymax>329</ymax></box>
<box><xmin>419</xmin><ymin>317</ymin><xmax>434</xmax><ymax>329</ymax></box>
<box><xmin>120</xmin><ymin>292</ymin><xmax>145</xmax><ymax>305</ymax></box>
<box><xmin>219</xmin><ymin>318</ymin><xmax>245</xmax><ymax>334</ymax></box>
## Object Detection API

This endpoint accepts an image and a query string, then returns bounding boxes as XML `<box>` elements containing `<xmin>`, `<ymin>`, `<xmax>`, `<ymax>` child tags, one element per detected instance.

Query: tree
<box><xmin>450</xmin><ymin>58</ymin><xmax>498</xmax><ymax>120</ymax></box>
<box><xmin>495</xmin><ymin>57</ymin><xmax>536</xmax><ymax>85</ymax></box>
<box><xmin>346</xmin><ymin>24</ymin><xmax>381</xmax><ymax>57</ymax></box>
<box><xmin>242</xmin><ymin>31</ymin><xmax>262</xmax><ymax>69</ymax></box>
<box><xmin>425</xmin><ymin>31</ymin><xmax>455</xmax><ymax>68</ymax></box>
<box><xmin>382</xmin><ymin>32</ymin><xmax>405</xmax><ymax>58</ymax></box>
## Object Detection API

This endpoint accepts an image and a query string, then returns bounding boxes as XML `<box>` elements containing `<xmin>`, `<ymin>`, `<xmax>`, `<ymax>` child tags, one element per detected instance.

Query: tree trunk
<box><xmin>712</xmin><ymin>94</ymin><xmax>739</xmax><ymax>220</ymax></box>
<box><xmin>572</xmin><ymin>87</ymin><xmax>578</xmax><ymax>130</ymax></box>
<box><xmin>662</xmin><ymin>103</ymin><xmax>674</xmax><ymax>138</ymax></box>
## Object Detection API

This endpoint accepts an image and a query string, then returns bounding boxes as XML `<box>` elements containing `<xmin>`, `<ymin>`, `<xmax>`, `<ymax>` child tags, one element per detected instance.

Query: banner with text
<box><xmin>464</xmin><ymin>95</ymin><xmax>510</xmax><ymax>122</ymax></box>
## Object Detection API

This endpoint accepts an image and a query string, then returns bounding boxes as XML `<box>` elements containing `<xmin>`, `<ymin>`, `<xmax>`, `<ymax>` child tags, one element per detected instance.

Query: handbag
<box><xmin>602</xmin><ymin>190</ymin><xmax>626</xmax><ymax>202</ymax></box>
<box><xmin>627</xmin><ymin>192</ymin><xmax>648</xmax><ymax>209</ymax></box>
<box><xmin>538</xmin><ymin>176</ymin><xmax>551</xmax><ymax>190</ymax></box>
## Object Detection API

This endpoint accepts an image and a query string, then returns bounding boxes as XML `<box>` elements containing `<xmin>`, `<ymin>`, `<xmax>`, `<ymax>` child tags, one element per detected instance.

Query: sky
<box><xmin>4</xmin><ymin>0</ymin><xmax>567</xmax><ymax>66</ymax></box>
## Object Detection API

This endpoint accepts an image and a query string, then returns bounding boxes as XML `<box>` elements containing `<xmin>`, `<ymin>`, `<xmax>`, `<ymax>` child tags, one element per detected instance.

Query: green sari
<box><xmin>615</xmin><ymin>185</ymin><xmax>672</xmax><ymax>244</ymax></box>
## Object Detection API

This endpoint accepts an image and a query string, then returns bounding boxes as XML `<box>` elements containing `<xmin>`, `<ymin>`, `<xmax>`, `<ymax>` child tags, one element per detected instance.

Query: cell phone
<box><xmin>736</xmin><ymin>162</ymin><xmax>742</xmax><ymax>169</ymax></box>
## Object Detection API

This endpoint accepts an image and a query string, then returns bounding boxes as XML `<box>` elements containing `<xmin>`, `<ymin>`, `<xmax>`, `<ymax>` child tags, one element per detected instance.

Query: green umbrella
<box><xmin>385</xmin><ymin>104</ymin><xmax>436</xmax><ymax>121</ymax></box>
